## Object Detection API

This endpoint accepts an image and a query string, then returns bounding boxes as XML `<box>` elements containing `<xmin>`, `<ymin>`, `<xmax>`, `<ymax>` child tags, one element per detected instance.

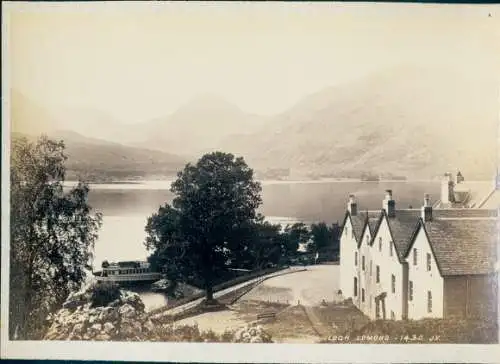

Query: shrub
<box><xmin>89</xmin><ymin>281</ymin><xmax>121</xmax><ymax>308</ymax></box>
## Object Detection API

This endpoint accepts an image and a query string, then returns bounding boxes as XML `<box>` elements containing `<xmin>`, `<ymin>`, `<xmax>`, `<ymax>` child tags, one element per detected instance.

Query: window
<box><xmin>427</xmin><ymin>291</ymin><xmax>432</xmax><ymax>313</ymax></box>
<box><xmin>355</xmin><ymin>251</ymin><xmax>358</xmax><ymax>266</ymax></box>
<box><xmin>369</xmin><ymin>260</ymin><xmax>373</xmax><ymax>276</ymax></box>
<box><xmin>362</xmin><ymin>256</ymin><xmax>365</xmax><ymax>271</ymax></box>
<box><xmin>409</xmin><ymin>281</ymin><xmax>414</xmax><ymax>301</ymax></box>
<box><xmin>391</xmin><ymin>311</ymin><xmax>395</xmax><ymax>320</ymax></box>
<box><xmin>354</xmin><ymin>277</ymin><xmax>358</xmax><ymax>296</ymax></box>
<box><xmin>413</xmin><ymin>248</ymin><xmax>418</xmax><ymax>266</ymax></box>
<box><xmin>391</xmin><ymin>274</ymin><xmax>396</xmax><ymax>293</ymax></box>
<box><xmin>361</xmin><ymin>288</ymin><xmax>365</xmax><ymax>302</ymax></box>
<box><xmin>426</xmin><ymin>253</ymin><xmax>432</xmax><ymax>271</ymax></box>
<box><xmin>376</xmin><ymin>265</ymin><xmax>380</xmax><ymax>283</ymax></box>
<box><xmin>379</xmin><ymin>237</ymin><xmax>382</xmax><ymax>252</ymax></box>
<box><xmin>390</xmin><ymin>242</ymin><xmax>393</xmax><ymax>256</ymax></box>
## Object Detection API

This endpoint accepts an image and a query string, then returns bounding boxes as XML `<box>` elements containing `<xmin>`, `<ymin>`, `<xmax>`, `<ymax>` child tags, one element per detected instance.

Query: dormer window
<box><xmin>378</xmin><ymin>237</ymin><xmax>382</xmax><ymax>252</ymax></box>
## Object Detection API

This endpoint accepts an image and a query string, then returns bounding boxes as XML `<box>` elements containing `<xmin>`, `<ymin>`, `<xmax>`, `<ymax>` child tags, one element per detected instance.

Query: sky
<box><xmin>4</xmin><ymin>2</ymin><xmax>500</xmax><ymax>123</ymax></box>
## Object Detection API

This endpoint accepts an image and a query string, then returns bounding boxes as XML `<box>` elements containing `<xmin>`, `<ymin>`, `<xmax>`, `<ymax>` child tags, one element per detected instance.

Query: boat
<box><xmin>93</xmin><ymin>260</ymin><xmax>162</xmax><ymax>283</ymax></box>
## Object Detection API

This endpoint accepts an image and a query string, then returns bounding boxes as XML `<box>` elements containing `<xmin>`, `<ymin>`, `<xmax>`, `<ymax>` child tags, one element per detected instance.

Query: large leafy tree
<box><xmin>10</xmin><ymin>136</ymin><xmax>102</xmax><ymax>339</ymax></box>
<box><xmin>145</xmin><ymin>152</ymin><xmax>262</xmax><ymax>302</ymax></box>
<box><xmin>282</xmin><ymin>222</ymin><xmax>311</xmax><ymax>258</ymax></box>
<box><xmin>308</xmin><ymin>222</ymin><xmax>341</xmax><ymax>258</ymax></box>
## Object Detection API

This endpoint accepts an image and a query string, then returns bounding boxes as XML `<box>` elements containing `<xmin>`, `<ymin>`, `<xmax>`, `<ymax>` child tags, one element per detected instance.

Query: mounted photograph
<box><xmin>2</xmin><ymin>1</ymin><xmax>499</xmax><ymax>362</ymax></box>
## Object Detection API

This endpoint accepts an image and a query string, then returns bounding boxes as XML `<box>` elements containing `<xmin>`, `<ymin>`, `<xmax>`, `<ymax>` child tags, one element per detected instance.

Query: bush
<box><xmin>89</xmin><ymin>282</ymin><xmax>121</xmax><ymax>308</ymax></box>
<box><xmin>141</xmin><ymin>323</ymin><xmax>273</xmax><ymax>343</ymax></box>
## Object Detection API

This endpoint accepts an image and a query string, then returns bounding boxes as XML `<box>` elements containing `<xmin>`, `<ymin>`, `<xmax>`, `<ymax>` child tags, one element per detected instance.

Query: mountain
<box><xmin>9</xmin><ymin>91</ymin><xmax>187</xmax><ymax>181</ymax></box>
<box><xmin>53</xmin><ymin>131</ymin><xmax>187</xmax><ymax>181</ymax></box>
<box><xmin>219</xmin><ymin>65</ymin><xmax>499</xmax><ymax>180</ymax></box>
<box><xmin>132</xmin><ymin>94</ymin><xmax>269</xmax><ymax>157</ymax></box>
<box><xmin>12</xmin><ymin>129</ymin><xmax>188</xmax><ymax>182</ymax></box>
<box><xmin>50</xmin><ymin>107</ymin><xmax>141</xmax><ymax>145</ymax></box>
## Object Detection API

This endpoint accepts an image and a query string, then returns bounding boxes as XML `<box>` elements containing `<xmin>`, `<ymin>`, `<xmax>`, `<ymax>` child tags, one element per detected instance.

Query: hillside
<box><xmin>132</xmin><ymin>94</ymin><xmax>269</xmax><ymax>157</ymax></box>
<box><xmin>9</xmin><ymin>91</ymin><xmax>188</xmax><ymax>181</ymax></box>
<box><xmin>50</xmin><ymin>107</ymin><xmax>141</xmax><ymax>146</ymax></box>
<box><xmin>12</xmin><ymin>130</ymin><xmax>188</xmax><ymax>182</ymax></box>
<box><xmin>220</xmin><ymin>65</ymin><xmax>499</xmax><ymax>180</ymax></box>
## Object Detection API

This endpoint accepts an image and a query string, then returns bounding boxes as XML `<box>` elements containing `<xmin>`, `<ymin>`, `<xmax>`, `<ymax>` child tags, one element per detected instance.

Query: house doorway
<box><xmin>375</xmin><ymin>292</ymin><xmax>387</xmax><ymax>319</ymax></box>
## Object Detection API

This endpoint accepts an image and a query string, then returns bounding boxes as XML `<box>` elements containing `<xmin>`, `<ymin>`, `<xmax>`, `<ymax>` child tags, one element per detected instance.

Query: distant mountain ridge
<box><xmin>219</xmin><ymin>65</ymin><xmax>499</xmax><ymax>180</ymax></box>
<box><xmin>9</xmin><ymin>65</ymin><xmax>499</xmax><ymax>180</ymax></box>
<box><xmin>9</xmin><ymin>92</ymin><xmax>188</xmax><ymax>182</ymax></box>
<box><xmin>130</xmin><ymin>94</ymin><xmax>269</xmax><ymax>156</ymax></box>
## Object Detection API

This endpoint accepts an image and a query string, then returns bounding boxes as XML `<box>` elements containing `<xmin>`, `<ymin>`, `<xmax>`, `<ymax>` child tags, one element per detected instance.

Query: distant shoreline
<box><xmin>63</xmin><ymin>178</ymin><xmax>457</xmax><ymax>188</ymax></box>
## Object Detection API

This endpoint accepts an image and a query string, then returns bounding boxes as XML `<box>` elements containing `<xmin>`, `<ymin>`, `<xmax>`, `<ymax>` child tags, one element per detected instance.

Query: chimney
<box><xmin>441</xmin><ymin>172</ymin><xmax>455</xmax><ymax>204</ymax></box>
<box><xmin>347</xmin><ymin>194</ymin><xmax>357</xmax><ymax>216</ymax></box>
<box><xmin>456</xmin><ymin>171</ymin><xmax>464</xmax><ymax>184</ymax></box>
<box><xmin>421</xmin><ymin>193</ymin><xmax>433</xmax><ymax>221</ymax></box>
<box><xmin>383</xmin><ymin>189</ymin><xmax>396</xmax><ymax>218</ymax></box>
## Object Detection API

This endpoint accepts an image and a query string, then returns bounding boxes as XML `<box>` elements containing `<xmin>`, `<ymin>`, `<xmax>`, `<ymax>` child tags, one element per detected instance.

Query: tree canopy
<box><xmin>10</xmin><ymin>135</ymin><xmax>102</xmax><ymax>339</ymax></box>
<box><xmin>308</xmin><ymin>222</ymin><xmax>341</xmax><ymax>259</ymax></box>
<box><xmin>144</xmin><ymin>152</ymin><xmax>262</xmax><ymax>302</ymax></box>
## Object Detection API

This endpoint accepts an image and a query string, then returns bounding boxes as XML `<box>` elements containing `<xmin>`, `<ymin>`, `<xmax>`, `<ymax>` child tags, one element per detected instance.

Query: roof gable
<box><xmin>423</xmin><ymin>218</ymin><xmax>497</xmax><ymax>276</ymax></box>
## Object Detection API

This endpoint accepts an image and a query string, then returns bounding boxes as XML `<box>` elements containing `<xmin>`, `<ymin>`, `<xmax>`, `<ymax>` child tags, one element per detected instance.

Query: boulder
<box><xmin>44</xmin><ymin>284</ymin><xmax>149</xmax><ymax>341</ymax></box>
<box><xmin>143</xmin><ymin>320</ymin><xmax>155</xmax><ymax>333</ymax></box>
<box><xmin>103</xmin><ymin>322</ymin><xmax>115</xmax><ymax>334</ymax></box>
<box><xmin>94</xmin><ymin>333</ymin><xmax>111</xmax><ymax>341</ymax></box>
<box><xmin>118</xmin><ymin>304</ymin><xmax>136</xmax><ymax>318</ymax></box>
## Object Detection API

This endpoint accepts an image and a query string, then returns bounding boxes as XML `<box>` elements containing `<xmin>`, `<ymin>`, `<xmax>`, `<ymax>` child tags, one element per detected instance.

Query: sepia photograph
<box><xmin>1</xmin><ymin>1</ymin><xmax>499</xmax><ymax>362</ymax></box>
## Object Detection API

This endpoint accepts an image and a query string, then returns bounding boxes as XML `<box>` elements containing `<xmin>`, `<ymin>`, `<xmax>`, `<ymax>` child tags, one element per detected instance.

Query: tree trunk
<box><xmin>206</xmin><ymin>284</ymin><xmax>214</xmax><ymax>302</ymax></box>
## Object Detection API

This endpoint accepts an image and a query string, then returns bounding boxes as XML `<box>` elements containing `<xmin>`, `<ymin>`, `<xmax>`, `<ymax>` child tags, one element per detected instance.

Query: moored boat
<box><xmin>93</xmin><ymin>260</ymin><xmax>162</xmax><ymax>283</ymax></box>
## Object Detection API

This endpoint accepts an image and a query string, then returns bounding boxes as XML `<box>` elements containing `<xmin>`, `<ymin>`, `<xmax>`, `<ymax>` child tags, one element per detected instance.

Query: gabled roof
<box><xmin>420</xmin><ymin>218</ymin><xmax>498</xmax><ymax>276</ymax></box>
<box><xmin>384</xmin><ymin>210</ymin><xmax>422</xmax><ymax>261</ymax></box>
<box><xmin>347</xmin><ymin>211</ymin><xmax>380</xmax><ymax>244</ymax></box>
<box><xmin>343</xmin><ymin>205</ymin><xmax>498</xmax><ymax>275</ymax></box>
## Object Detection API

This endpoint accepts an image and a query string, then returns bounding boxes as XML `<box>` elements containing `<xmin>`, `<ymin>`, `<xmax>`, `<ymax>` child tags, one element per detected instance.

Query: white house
<box><xmin>340</xmin><ymin>190</ymin><xmax>498</xmax><ymax>321</ymax></box>
<box><xmin>405</xmin><ymin>210</ymin><xmax>498</xmax><ymax>320</ymax></box>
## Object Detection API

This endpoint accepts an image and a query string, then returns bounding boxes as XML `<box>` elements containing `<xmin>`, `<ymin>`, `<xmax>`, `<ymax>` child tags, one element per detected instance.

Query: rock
<box><xmin>151</xmin><ymin>279</ymin><xmax>171</xmax><ymax>292</ymax></box>
<box><xmin>120</xmin><ymin>291</ymin><xmax>145</xmax><ymax>312</ymax></box>
<box><xmin>90</xmin><ymin>323</ymin><xmax>102</xmax><ymax>332</ymax></box>
<box><xmin>103</xmin><ymin>322</ymin><xmax>115</xmax><ymax>334</ymax></box>
<box><xmin>44</xmin><ymin>284</ymin><xmax>149</xmax><ymax>341</ymax></box>
<box><xmin>118</xmin><ymin>304</ymin><xmax>136</xmax><ymax>318</ymax></box>
<box><xmin>120</xmin><ymin>322</ymin><xmax>136</xmax><ymax>337</ymax></box>
<box><xmin>250</xmin><ymin>336</ymin><xmax>263</xmax><ymax>343</ymax></box>
<box><xmin>72</xmin><ymin>323</ymin><xmax>85</xmax><ymax>335</ymax></box>
<box><xmin>143</xmin><ymin>320</ymin><xmax>155</xmax><ymax>333</ymax></box>
<box><xmin>88</xmin><ymin>314</ymin><xmax>99</xmax><ymax>325</ymax></box>
<box><xmin>94</xmin><ymin>333</ymin><xmax>111</xmax><ymax>341</ymax></box>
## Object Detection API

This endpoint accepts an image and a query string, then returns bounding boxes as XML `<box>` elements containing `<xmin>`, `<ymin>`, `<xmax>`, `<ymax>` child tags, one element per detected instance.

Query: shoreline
<box><xmin>63</xmin><ymin>178</ymin><xmax>455</xmax><ymax>188</ymax></box>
